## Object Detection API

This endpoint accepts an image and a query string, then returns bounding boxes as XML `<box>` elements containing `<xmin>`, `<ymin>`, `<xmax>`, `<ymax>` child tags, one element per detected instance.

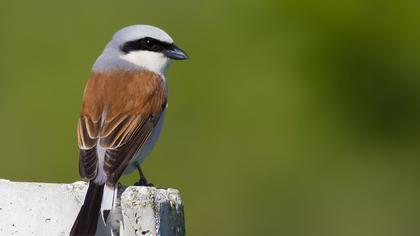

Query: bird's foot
<box><xmin>135</xmin><ymin>166</ymin><xmax>154</xmax><ymax>186</ymax></box>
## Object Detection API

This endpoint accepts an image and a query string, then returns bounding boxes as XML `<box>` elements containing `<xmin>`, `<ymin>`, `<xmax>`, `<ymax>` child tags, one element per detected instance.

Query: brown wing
<box><xmin>77</xmin><ymin>70</ymin><xmax>167</xmax><ymax>185</ymax></box>
<box><xmin>101</xmin><ymin>113</ymin><xmax>161</xmax><ymax>185</ymax></box>
<box><xmin>77</xmin><ymin>116</ymin><xmax>100</xmax><ymax>179</ymax></box>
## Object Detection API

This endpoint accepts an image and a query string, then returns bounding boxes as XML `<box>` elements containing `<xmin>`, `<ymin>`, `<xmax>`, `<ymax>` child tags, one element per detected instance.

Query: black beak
<box><xmin>163</xmin><ymin>45</ymin><xmax>189</xmax><ymax>60</ymax></box>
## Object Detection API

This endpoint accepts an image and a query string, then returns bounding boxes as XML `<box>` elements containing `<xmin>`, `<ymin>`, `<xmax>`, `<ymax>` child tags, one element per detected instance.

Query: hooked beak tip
<box><xmin>164</xmin><ymin>46</ymin><xmax>189</xmax><ymax>60</ymax></box>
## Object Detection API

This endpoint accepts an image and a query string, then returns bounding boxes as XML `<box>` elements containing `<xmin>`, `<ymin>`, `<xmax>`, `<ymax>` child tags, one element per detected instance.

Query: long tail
<box><xmin>70</xmin><ymin>181</ymin><xmax>104</xmax><ymax>236</ymax></box>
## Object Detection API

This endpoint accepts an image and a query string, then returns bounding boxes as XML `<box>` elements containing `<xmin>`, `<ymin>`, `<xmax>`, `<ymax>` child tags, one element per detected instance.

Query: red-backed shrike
<box><xmin>70</xmin><ymin>25</ymin><xmax>188</xmax><ymax>236</ymax></box>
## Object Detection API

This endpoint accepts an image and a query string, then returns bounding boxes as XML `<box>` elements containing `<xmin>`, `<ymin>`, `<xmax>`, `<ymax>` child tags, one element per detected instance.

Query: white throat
<box><xmin>120</xmin><ymin>51</ymin><xmax>170</xmax><ymax>75</ymax></box>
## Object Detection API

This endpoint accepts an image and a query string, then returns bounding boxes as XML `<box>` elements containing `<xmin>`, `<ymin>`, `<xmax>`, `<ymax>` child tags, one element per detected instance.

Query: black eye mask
<box><xmin>120</xmin><ymin>37</ymin><xmax>175</xmax><ymax>54</ymax></box>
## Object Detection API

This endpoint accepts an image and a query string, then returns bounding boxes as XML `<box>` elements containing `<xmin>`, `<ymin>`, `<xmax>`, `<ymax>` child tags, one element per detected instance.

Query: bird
<box><xmin>70</xmin><ymin>25</ymin><xmax>188</xmax><ymax>236</ymax></box>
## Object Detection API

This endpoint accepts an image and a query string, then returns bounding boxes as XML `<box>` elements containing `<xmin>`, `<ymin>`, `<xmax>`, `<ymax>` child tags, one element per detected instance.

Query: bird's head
<box><xmin>94</xmin><ymin>25</ymin><xmax>188</xmax><ymax>75</ymax></box>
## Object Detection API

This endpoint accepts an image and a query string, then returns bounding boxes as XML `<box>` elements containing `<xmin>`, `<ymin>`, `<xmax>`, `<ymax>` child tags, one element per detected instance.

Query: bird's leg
<box><xmin>134</xmin><ymin>166</ymin><xmax>154</xmax><ymax>186</ymax></box>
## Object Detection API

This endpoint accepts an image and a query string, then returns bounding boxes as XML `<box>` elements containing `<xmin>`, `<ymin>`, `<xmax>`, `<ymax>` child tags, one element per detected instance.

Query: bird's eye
<box><xmin>143</xmin><ymin>38</ymin><xmax>157</xmax><ymax>49</ymax></box>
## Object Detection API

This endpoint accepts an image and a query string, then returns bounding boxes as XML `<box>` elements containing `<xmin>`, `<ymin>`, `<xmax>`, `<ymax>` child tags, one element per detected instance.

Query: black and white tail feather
<box><xmin>70</xmin><ymin>182</ymin><xmax>118</xmax><ymax>236</ymax></box>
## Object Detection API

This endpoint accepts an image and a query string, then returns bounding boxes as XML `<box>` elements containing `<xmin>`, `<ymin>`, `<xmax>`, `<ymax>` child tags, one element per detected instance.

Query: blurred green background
<box><xmin>1</xmin><ymin>0</ymin><xmax>420</xmax><ymax>235</ymax></box>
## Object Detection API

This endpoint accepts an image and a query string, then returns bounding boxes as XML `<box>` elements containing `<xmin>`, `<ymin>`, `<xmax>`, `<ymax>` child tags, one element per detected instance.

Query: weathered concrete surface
<box><xmin>0</xmin><ymin>179</ymin><xmax>185</xmax><ymax>236</ymax></box>
<box><xmin>120</xmin><ymin>187</ymin><xmax>185</xmax><ymax>236</ymax></box>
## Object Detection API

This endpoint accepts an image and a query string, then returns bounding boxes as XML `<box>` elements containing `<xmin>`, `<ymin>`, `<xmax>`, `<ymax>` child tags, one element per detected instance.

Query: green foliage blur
<box><xmin>1</xmin><ymin>1</ymin><xmax>420</xmax><ymax>235</ymax></box>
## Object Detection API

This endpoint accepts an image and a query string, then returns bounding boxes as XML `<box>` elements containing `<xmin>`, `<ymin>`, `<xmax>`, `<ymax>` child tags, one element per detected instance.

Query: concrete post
<box><xmin>0</xmin><ymin>179</ymin><xmax>185</xmax><ymax>236</ymax></box>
